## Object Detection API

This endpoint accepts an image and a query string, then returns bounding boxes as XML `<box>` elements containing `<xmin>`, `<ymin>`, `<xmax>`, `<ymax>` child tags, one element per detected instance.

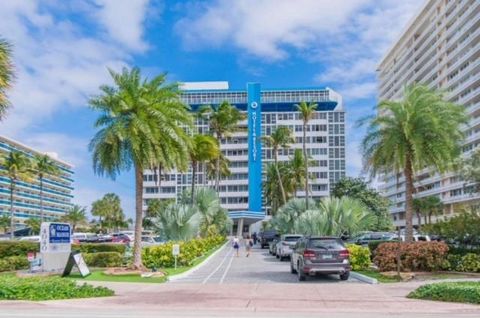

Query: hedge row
<box><xmin>72</xmin><ymin>243</ymin><xmax>126</xmax><ymax>254</ymax></box>
<box><xmin>83</xmin><ymin>252</ymin><xmax>123</xmax><ymax>267</ymax></box>
<box><xmin>443</xmin><ymin>253</ymin><xmax>480</xmax><ymax>272</ymax></box>
<box><xmin>408</xmin><ymin>281</ymin><xmax>480</xmax><ymax>304</ymax></box>
<box><xmin>0</xmin><ymin>256</ymin><xmax>30</xmax><ymax>272</ymax></box>
<box><xmin>0</xmin><ymin>241</ymin><xmax>39</xmax><ymax>258</ymax></box>
<box><xmin>374</xmin><ymin>241</ymin><xmax>449</xmax><ymax>272</ymax></box>
<box><xmin>143</xmin><ymin>235</ymin><xmax>225</xmax><ymax>268</ymax></box>
<box><xmin>0</xmin><ymin>275</ymin><xmax>114</xmax><ymax>300</ymax></box>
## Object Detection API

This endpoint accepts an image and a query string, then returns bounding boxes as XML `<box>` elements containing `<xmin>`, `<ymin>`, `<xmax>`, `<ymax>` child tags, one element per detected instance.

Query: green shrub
<box><xmin>408</xmin><ymin>281</ymin><xmax>480</xmax><ymax>304</ymax></box>
<box><xmin>0</xmin><ymin>255</ymin><xmax>30</xmax><ymax>272</ymax></box>
<box><xmin>346</xmin><ymin>244</ymin><xmax>371</xmax><ymax>271</ymax></box>
<box><xmin>72</xmin><ymin>243</ymin><xmax>126</xmax><ymax>254</ymax></box>
<box><xmin>0</xmin><ymin>241</ymin><xmax>39</xmax><ymax>258</ymax></box>
<box><xmin>456</xmin><ymin>253</ymin><xmax>480</xmax><ymax>272</ymax></box>
<box><xmin>143</xmin><ymin>235</ymin><xmax>225</xmax><ymax>269</ymax></box>
<box><xmin>447</xmin><ymin>246</ymin><xmax>480</xmax><ymax>256</ymax></box>
<box><xmin>368</xmin><ymin>240</ymin><xmax>386</xmax><ymax>259</ymax></box>
<box><xmin>0</xmin><ymin>275</ymin><xmax>114</xmax><ymax>300</ymax></box>
<box><xmin>83</xmin><ymin>252</ymin><xmax>123</xmax><ymax>267</ymax></box>
<box><xmin>374</xmin><ymin>241</ymin><xmax>449</xmax><ymax>272</ymax></box>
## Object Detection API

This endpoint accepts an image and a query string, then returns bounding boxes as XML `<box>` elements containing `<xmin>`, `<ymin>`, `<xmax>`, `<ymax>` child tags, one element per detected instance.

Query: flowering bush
<box><xmin>374</xmin><ymin>241</ymin><xmax>449</xmax><ymax>272</ymax></box>
<box><xmin>346</xmin><ymin>244</ymin><xmax>371</xmax><ymax>271</ymax></box>
<box><xmin>142</xmin><ymin>235</ymin><xmax>225</xmax><ymax>268</ymax></box>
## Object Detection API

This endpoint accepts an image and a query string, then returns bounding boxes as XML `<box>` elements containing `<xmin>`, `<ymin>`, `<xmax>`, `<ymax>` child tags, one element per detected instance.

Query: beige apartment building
<box><xmin>377</xmin><ymin>0</ymin><xmax>479</xmax><ymax>227</ymax></box>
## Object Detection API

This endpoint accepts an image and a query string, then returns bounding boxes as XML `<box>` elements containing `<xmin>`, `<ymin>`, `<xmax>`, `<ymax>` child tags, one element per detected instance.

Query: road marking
<box><xmin>219</xmin><ymin>248</ymin><xmax>235</xmax><ymax>284</ymax></box>
<box><xmin>201</xmin><ymin>245</ymin><xmax>233</xmax><ymax>284</ymax></box>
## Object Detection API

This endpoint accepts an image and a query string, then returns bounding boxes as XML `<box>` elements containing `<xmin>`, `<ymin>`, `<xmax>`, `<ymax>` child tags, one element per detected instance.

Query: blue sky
<box><xmin>0</xmin><ymin>0</ymin><xmax>422</xmax><ymax>218</ymax></box>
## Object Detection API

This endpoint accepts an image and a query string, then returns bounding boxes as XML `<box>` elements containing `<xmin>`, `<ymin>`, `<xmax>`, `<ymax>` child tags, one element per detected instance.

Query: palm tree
<box><xmin>61</xmin><ymin>205</ymin><xmax>87</xmax><ymax>232</ymax></box>
<box><xmin>206</xmin><ymin>153</ymin><xmax>231</xmax><ymax>186</ymax></box>
<box><xmin>89</xmin><ymin>67</ymin><xmax>192</xmax><ymax>269</ymax></box>
<box><xmin>32</xmin><ymin>154</ymin><xmax>61</xmax><ymax>222</ymax></box>
<box><xmin>24</xmin><ymin>218</ymin><xmax>41</xmax><ymax>235</ymax></box>
<box><xmin>1</xmin><ymin>151</ymin><xmax>32</xmax><ymax>238</ymax></box>
<box><xmin>264</xmin><ymin>163</ymin><xmax>285</xmax><ymax>214</ymax></box>
<box><xmin>295</xmin><ymin>101</ymin><xmax>317</xmax><ymax>209</ymax></box>
<box><xmin>0</xmin><ymin>38</ymin><xmax>14</xmax><ymax>119</ymax></box>
<box><xmin>189</xmin><ymin>135</ymin><xmax>220</xmax><ymax>204</ymax></box>
<box><xmin>0</xmin><ymin>215</ymin><xmax>10</xmax><ymax>233</ymax></box>
<box><xmin>156</xmin><ymin>203</ymin><xmax>200</xmax><ymax>241</ymax></box>
<box><xmin>194</xmin><ymin>187</ymin><xmax>230</xmax><ymax>236</ymax></box>
<box><xmin>294</xmin><ymin>197</ymin><xmax>373</xmax><ymax>237</ymax></box>
<box><xmin>198</xmin><ymin>101</ymin><xmax>244</xmax><ymax>191</ymax></box>
<box><xmin>272</xmin><ymin>198</ymin><xmax>313</xmax><ymax>234</ymax></box>
<box><xmin>288</xmin><ymin>149</ymin><xmax>306</xmax><ymax>198</ymax></box>
<box><xmin>263</xmin><ymin>126</ymin><xmax>293</xmax><ymax>205</ymax></box>
<box><xmin>424</xmin><ymin>196</ymin><xmax>443</xmax><ymax>224</ymax></box>
<box><xmin>413</xmin><ymin>198</ymin><xmax>426</xmax><ymax>229</ymax></box>
<box><xmin>361</xmin><ymin>84</ymin><xmax>467</xmax><ymax>242</ymax></box>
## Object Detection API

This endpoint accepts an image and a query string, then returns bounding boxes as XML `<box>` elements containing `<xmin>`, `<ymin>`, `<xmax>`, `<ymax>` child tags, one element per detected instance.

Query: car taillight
<box><xmin>339</xmin><ymin>249</ymin><xmax>349</xmax><ymax>258</ymax></box>
<box><xmin>303</xmin><ymin>249</ymin><xmax>315</xmax><ymax>259</ymax></box>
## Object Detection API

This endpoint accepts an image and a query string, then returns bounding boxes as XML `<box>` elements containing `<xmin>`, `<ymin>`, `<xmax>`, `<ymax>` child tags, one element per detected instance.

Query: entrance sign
<box><xmin>40</xmin><ymin>222</ymin><xmax>71</xmax><ymax>272</ymax></box>
<box><xmin>62</xmin><ymin>251</ymin><xmax>90</xmax><ymax>277</ymax></box>
<box><xmin>247</xmin><ymin>83</ymin><xmax>263</xmax><ymax>213</ymax></box>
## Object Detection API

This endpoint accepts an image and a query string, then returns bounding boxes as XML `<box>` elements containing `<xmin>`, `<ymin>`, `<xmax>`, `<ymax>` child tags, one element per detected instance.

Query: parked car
<box><xmin>72</xmin><ymin>233</ymin><xmax>97</xmax><ymax>243</ymax></box>
<box><xmin>275</xmin><ymin>234</ymin><xmax>302</xmax><ymax>261</ymax></box>
<box><xmin>269</xmin><ymin>237</ymin><xmax>280</xmax><ymax>255</ymax></box>
<box><xmin>291</xmin><ymin>236</ymin><xmax>351</xmax><ymax>281</ymax></box>
<box><xmin>348</xmin><ymin>232</ymin><xmax>396</xmax><ymax>246</ymax></box>
<box><xmin>119</xmin><ymin>230</ymin><xmax>135</xmax><ymax>242</ymax></box>
<box><xmin>112</xmin><ymin>233</ymin><xmax>131</xmax><ymax>244</ymax></box>
<box><xmin>19</xmin><ymin>235</ymin><xmax>40</xmax><ymax>242</ymax></box>
<box><xmin>397</xmin><ymin>234</ymin><xmax>431</xmax><ymax>242</ymax></box>
<box><xmin>260</xmin><ymin>230</ymin><xmax>278</xmax><ymax>249</ymax></box>
<box><xmin>141</xmin><ymin>236</ymin><xmax>164</xmax><ymax>247</ymax></box>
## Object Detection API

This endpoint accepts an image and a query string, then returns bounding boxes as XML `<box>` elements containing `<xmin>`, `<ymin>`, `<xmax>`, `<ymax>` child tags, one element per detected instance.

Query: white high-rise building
<box><xmin>377</xmin><ymin>0</ymin><xmax>480</xmax><ymax>227</ymax></box>
<box><xmin>143</xmin><ymin>82</ymin><xmax>345</xmax><ymax>233</ymax></box>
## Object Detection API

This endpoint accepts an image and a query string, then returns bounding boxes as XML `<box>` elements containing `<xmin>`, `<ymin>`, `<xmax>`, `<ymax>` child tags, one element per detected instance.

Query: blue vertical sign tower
<box><xmin>247</xmin><ymin>83</ymin><xmax>262</xmax><ymax>213</ymax></box>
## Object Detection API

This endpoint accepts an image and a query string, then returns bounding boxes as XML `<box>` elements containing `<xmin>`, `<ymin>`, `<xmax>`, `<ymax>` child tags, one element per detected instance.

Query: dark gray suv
<box><xmin>290</xmin><ymin>236</ymin><xmax>351</xmax><ymax>281</ymax></box>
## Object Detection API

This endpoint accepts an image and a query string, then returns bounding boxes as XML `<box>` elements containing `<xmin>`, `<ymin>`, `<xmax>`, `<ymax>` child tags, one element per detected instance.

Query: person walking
<box><xmin>252</xmin><ymin>232</ymin><xmax>257</xmax><ymax>245</ymax></box>
<box><xmin>245</xmin><ymin>235</ymin><xmax>253</xmax><ymax>257</ymax></box>
<box><xmin>233</xmin><ymin>236</ymin><xmax>240</xmax><ymax>257</ymax></box>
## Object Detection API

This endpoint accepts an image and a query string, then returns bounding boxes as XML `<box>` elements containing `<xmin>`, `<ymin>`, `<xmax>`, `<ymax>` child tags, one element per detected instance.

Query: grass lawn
<box><xmin>355</xmin><ymin>270</ymin><xmax>402</xmax><ymax>283</ymax></box>
<box><xmin>70</xmin><ymin>241</ymin><xmax>226</xmax><ymax>283</ymax></box>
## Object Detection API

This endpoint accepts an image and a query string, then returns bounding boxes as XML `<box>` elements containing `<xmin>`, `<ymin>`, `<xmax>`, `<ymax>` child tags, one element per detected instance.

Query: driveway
<box><xmin>171</xmin><ymin>242</ymin><xmax>360</xmax><ymax>284</ymax></box>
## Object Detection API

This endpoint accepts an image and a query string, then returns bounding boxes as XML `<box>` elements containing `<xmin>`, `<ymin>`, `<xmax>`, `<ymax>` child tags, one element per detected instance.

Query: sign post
<box><xmin>40</xmin><ymin>222</ymin><xmax>71</xmax><ymax>272</ymax></box>
<box><xmin>172</xmin><ymin>244</ymin><xmax>180</xmax><ymax>269</ymax></box>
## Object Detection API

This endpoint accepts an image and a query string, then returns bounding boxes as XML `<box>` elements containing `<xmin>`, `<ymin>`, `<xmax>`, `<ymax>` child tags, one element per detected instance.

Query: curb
<box><xmin>351</xmin><ymin>271</ymin><xmax>378</xmax><ymax>284</ymax></box>
<box><xmin>167</xmin><ymin>240</ymin><xmax>229</xmax><ymax>282</ymax></box>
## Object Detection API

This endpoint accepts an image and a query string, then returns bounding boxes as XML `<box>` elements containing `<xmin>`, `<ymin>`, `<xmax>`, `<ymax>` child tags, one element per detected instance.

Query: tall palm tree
<box><xmin>206</xmin><ymin>152</ymin><xmax>231</xmax><ymax>186</ymax></box>
<box><xmin>263</xmin><ymin>126</ymin><xmax>293</xmax><ymax>205</ymax></box>
<box><xmin>198</xmin><ymin>101</ymin><xmax>245</xmax><ymax>191</ymax></box>
<box><xmin>0</xmin><ymin>37</ymin><xmax>14</xmax><ymax>119</ymax></box>
<box><xmin>295</xmin><ymin>101</ymin><xmax>317</xmax><ymax>209</ymax></box>
<box><xmin>288</xmin><ymin>149</ymin><xmax>306</xmax><ymax>198</ymax></box>
<box><xmin>361</xmin><ymin>84</ymin><xmax>467</xmax><ymax>242</ymax></box>
<box><xmin>32</xmin><ymin>154</ymin><xmax>61</xmax><ymax>222</ymax></box>
<box><xmin>61</xmin><ymin>205</ymin><xmax>87</xmax><ymax>232</ymax></box>
<box><xmin>24</xmin><ymin>218</ymin><xmax>41</xmax><ymax>235</ymax></box>
<box><xmin>189</xmin><ymin>134</ymin><xmax>220</xmax><ymax>204</ymax></box>
<box><xmin>1</xmin><ymin>151</ymin><xmax>32</xmax><ymax>238</ymax></box>
<box><xmin>89</xmin><ymin>67</ymin><xmax>192</xmax><ymax>269</ymax></box>
<box><xmin>424</xmin><ymin>195</ymin><xmax>443</xmax><ymax>224</ymax></box>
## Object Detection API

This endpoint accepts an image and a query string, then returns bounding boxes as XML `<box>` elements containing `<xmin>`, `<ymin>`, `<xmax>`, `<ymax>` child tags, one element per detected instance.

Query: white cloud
<box><xmin>341</xmin><ymin>82</ymin><xmax>377</xmax><ymax>100</ymax></box>
<box><xmin>94</xmin><ymin>0</ymin><xmax>150</xmax><ymax>52</ymax></box>
<box><xmin>176</xmin><ymin>0</ymin><xmax>369</xmax><ymax>60</ymax></box>
<box><xmin>0</xmin><ymin>1</ymin><xmax>150</xmax><ymax>137</ymax></box>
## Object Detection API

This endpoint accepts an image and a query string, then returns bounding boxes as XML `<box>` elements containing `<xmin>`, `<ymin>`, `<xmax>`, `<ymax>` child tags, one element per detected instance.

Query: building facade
<box><xmin>0</xmin><ymin>136</ymin><xmax>74</xmax><ymax>228</ymax></box>
<box><xmin>377</xmin><ymin>0</ymin><xmax>480</xmax><ymax>227</ymax></box>
<box><xmin>143</xmin><ymin>82</ymin><xmax>345</xmax><ymax>232</ymax></box>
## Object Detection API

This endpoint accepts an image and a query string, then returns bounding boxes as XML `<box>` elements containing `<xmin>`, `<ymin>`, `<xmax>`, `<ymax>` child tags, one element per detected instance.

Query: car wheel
<box><xmin>276</xmin><ymin>253</ymin><xmax>280</xmax><ymax>259</ymax></box>
<box><xmin>290</xmin><ymin>261</ymin><xmax>297</xmax><ymax>274</ymax></box>
<box><xmin>298</xmin><ymin>262</ymin><xmax>306</xmax><ymax>281</ymax></box>
<box><xmin>340</xmin><ymin>271</ymin><xmax>350</xmax><ymax>281</ymax></box>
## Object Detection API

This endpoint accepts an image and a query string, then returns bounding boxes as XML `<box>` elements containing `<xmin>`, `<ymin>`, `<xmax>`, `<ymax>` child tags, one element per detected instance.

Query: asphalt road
<box><xmin>171</xmin><ymin>241</ymin><xmax>360</xmax><ymax>284</ymax></box>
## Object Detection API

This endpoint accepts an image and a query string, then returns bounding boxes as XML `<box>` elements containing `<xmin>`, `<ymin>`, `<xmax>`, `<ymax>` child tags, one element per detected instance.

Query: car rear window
<box><xmin>308</xmin><ymin>239</ymin><xmax>344</xmax><ymax>249</ymax></box>
<box><xmin>284</xmin><ymin>236</ymin><xmax>302</xmax><ymax>241</ymax></box>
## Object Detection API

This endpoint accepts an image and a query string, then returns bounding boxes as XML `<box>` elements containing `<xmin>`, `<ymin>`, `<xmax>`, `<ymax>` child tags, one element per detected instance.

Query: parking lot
<box><xmin>172</xmin><ymin>242</ymin><xmax>361</xmax><ymax>284</ymax></box>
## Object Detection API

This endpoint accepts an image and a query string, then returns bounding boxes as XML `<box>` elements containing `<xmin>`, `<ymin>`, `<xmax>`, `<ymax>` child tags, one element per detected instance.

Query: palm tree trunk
<box><xmin>215</xmin><ymin>133</ymin><xmax>221</xmax><ymax>191</ymax></box>
<box><xmin>416</xmin><ymin>212</ymin><xmax>422</xmax><ymax>230</ymax></box>
<box><xmin>9</xmin><ymin>181</ymin><xmax>14</xmax><ymax>239</ymax></box>
<box><xmin>303</xmin><ymin>121</ymin><xmax>309</xmax><ymax>209</ymax></box>
<box><xmin>274</xmin><ymin>149</ymin><xmax>287</xmax><ymax>205</ymax></box>
<box><xmin>404</xmin><ymin>153</ymin><xmax>414</xmax><ymax>243</ymax></box>
<box><xmin>191</xmin><ymin>160</ymin><xmax>197</xmax><ymax>205</ymax></box>
<box><xmin>426</xmin><ymin>213</ymin><xmax>430</xmax><ymax>225</ymax></box>
<box><xmin>133</xmin><ymin>165</ymin><xmax>144</xmax><ymax>269</ymax></box>
<box><xmin>40</xmin><ymin>176</ymin><xmax>44</xmax><ymax>222</ymax></box>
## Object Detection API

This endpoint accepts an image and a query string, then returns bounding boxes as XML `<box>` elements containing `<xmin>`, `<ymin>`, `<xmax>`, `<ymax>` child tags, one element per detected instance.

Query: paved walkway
<box><xmin>172</xmin><ymin>241</ymin><xmax>360</xmax><ymax>284</ymax></box>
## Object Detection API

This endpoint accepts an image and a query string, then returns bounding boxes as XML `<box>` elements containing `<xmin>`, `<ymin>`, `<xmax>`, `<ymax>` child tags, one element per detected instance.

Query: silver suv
<box><xmin>275</xmin><ymin>234</ymin><xmax>302</xmax><ymax>261</ymax></box>
<box><xmin>290</xmin><ymin>236</ymin><xmax>351</xmax><ymax>281</ymax></box>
